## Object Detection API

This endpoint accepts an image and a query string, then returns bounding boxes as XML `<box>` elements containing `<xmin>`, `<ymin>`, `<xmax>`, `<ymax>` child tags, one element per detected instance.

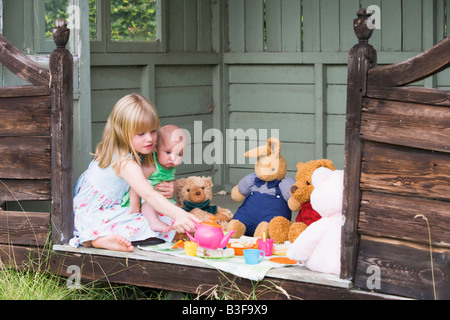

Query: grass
<box><xmin>0</xmin><ymin>256</ymin><xmax>193</xmax><ymax>300</ymax></box>
<box><xmin>0</xmin><ymin>268</ymin><xmax>185</xmax><ymax>300</ymax></box>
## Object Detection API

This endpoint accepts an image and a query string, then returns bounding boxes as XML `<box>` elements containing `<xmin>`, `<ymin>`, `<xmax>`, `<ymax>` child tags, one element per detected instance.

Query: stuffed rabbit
<box><xmin>226</xmin><ymin>137</ymin><xmax>294</xmax><ymax>238</ymax></box>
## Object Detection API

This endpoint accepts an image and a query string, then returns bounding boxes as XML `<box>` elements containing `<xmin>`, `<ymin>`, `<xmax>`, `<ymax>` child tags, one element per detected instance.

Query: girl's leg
<box><xmin>90</xmin><ymin>235</ymin><xmax>134</xmax><ymax>252</ymax></box>
<box><xmin>141</xmin><ymin>202</ymin><xmax>172</xmax><ymax>233</ymax></box>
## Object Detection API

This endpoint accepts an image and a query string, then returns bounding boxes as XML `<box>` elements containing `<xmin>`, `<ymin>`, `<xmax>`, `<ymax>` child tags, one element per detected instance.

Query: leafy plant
<box><xmin>44</xmin><ymin>0</ymin><xmax>158</xmax><ymax>42</ymax></box>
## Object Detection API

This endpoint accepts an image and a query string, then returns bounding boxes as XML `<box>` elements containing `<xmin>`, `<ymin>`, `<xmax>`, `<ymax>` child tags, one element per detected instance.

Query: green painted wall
<box><xmin>2</xmin><ymin>0</ymin><xmax>449</xmax><ymax>192</ymax></box>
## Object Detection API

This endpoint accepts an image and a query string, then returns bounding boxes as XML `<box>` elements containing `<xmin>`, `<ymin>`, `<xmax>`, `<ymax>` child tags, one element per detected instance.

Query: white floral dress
<box><xmin>69</xmin><ymin>158</ymin><xmax>175</xmax><ymax>248</ymax></box>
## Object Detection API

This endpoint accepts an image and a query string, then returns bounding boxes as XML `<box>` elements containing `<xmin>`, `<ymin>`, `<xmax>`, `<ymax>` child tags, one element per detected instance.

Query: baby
<box><xmin>122</xmin><ymin>124</ymin><xmax>187</xmax><ymax>232</ymax></box>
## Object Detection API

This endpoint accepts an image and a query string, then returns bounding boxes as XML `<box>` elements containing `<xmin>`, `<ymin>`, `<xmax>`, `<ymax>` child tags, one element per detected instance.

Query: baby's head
<box><xmin>156</xmin><ymin>125</ymin><xmax>187</xmax><ymax>169</ymax></box>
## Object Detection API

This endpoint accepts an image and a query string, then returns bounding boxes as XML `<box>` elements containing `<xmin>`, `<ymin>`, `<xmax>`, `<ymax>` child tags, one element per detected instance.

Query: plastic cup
<box><xmin>258</xmin><ymin>238</ymin><xmax>274</xmax><ymax>257</ymax></box>
<box><xmin>243</xmin><ymin>249</ymin><xmax>265</xmax><ymax>265</ymax></box>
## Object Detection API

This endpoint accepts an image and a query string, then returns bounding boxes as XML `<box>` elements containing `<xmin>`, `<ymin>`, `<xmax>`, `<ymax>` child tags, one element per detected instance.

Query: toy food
<box><xmin>228</xmin><ymin>241</ymin><xmax>256</xmax><ymax>255</ymax></box>
<box><xmin>196</xmin><ymin>247</ymin><xmax>235</xmax><ymax>258</ymax></box>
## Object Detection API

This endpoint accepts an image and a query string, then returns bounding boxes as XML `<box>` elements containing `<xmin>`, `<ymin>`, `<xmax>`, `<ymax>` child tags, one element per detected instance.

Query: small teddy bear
<box><xmin>174</xmin><ymin>176</ymin><xmax>233</xmax><ymax>241</ymax></box>
<box><xmin>287</xmin><ymin>167</ymin><xmax>344</xmax><ymax>275</ymax></box>
<box><xmin>226</xmin><ymin>137</ymin><xmax>295</xmax><ymax>239</ymax></box>
<box><xmin>268</xmin><ymin>159</ymin><xmax>335</xmax><ymax>244</ymax></box>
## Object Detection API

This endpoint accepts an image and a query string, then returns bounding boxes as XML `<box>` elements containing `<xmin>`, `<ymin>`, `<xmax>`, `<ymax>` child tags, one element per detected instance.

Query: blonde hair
<box><xmin>94</xmin><ymin>93</ymin><xmax>160</xmax><ymax>172</ymax></box>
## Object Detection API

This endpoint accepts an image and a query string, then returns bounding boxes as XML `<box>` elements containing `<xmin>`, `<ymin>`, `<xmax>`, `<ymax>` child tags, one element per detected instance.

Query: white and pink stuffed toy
<box><xmin>286</xmin><ymin>167</ymin><xmax>344</xmax><ymax>275</ymax></box>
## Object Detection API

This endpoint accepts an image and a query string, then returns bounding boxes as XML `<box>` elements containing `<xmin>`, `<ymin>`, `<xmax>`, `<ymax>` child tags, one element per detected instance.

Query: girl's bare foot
<box><xmin>91</xmin><ymin>235</ymin><xmax>134</xmax><ymax>252</ymax></box>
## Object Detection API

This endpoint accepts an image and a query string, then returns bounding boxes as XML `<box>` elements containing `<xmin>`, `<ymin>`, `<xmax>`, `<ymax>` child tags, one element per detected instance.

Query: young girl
<box><xmin>70</xmin><ymin>94</ymin><xmax>200</xmax><ymax>252</ymax></box>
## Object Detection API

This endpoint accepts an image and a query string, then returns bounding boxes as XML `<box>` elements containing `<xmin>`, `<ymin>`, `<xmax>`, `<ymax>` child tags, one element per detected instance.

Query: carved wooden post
<box><xmin>341</xmin><ymin>10</ymin><xmax>377</xmax><ymax>279</ymax></box>
<box><xmin>50</xmin><ymin>20</ymin><xmax>73</xmax><ymax>245</ymax></box>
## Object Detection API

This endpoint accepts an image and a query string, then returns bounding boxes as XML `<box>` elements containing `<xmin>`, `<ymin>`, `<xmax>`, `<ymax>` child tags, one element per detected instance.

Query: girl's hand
<box><xmin>172</xmin><ymin>211</ymin><xmax>201</xmax><ymax>234</ymax></box>
<box><xmin>154</xmin><ymin>180</ymin><xmax>175</xmax><ymax>199</ymax></box>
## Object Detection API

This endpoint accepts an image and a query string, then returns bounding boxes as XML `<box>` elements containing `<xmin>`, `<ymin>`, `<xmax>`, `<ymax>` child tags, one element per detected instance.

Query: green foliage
<box><xmin>44</xmin><ymin>0</ymin><xmax>69</xmax><ymax>38</ymax></box>
<box><xmin>44</xmin><ymin>0</ymin><xmax>158</xmax><ymax>42</ymax></box>
<box><xmin>111</xmin><ymin>0</ymin><xmax>157</xmax><ymax>42</ymax></box>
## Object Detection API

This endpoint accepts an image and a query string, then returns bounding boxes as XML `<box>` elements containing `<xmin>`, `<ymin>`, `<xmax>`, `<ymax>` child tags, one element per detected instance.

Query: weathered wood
<box><xmin>0</xmin><ymin>95</ymin><xmax>51</xmax><ymax>136</ymax></box>
<box><xmin>368</xmin><ymin>37</ymin><xmax>450</xmax><ymax>87</ymax></box>
<box><xmin>0</xmin><ymin>211</ymin><xmax>50</xmax><ymax>246</ymax></box>
<box><xmin>366</xmin><ymin>86</ymin><xmax>450</xmax><ymax>106</ymax></box>
<box><xmin>361</xmin><ymin>98</ymin><xmax>450</xmax><ymax>153</ymax></box>
<box><xmin>359</xmin><ymin>191</ymin><xmax>450</xmax><ymax>247</ymax></box>
<box><xmin>361</xmin><ymin>141</ymin><xmax>450</xmax><ymax>201</ymax></box>
<box><xmin>49</xmin><ymin>20</ymin><xmax>74</xmax><ymax>245</ymax></box>
<box><xmin>0</xmin><ymin>244</ymin><xmax>400</xmax><ymax>300</ymax></box>
<box><xmin>0</xmin><ymin>136</ymin><xmax>51</xmax><ymax>179</ymax></box>
<box><xmin>343</xmin><ymin>9</ymin><xmax>450</xmax><ymax>297</ymax></box>
<box><xmin>0</xmin><ymin>86</ymin><xmax>49</xmax><ymax>98</ymax></box>
<box><xmin>355</xmin><ymin>236</ymin><xmax>450</xmax><ymax>300</ymax></box>
<box><xmin>341</xmin><ymin>9</ymin><xmax>377</xmax><ymax>280</ymax></box>
<box><xmin>0</xmin><ymin>34</ymin><xmax>50</xmax><ymax>86</ymax></box>
<box><xmin>0</xmin><ymin>179</ymin><xmax>51</xmax><ymax>201</ymax></box>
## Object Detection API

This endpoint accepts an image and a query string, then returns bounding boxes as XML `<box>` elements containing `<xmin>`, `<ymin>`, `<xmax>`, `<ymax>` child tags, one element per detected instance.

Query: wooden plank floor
<box><xmin>45</xmin><ymin>195</ymin><xmax>402</xmax><ymax>299</ymax></box>
<box><xmin>50</xmin><ymin>243</ymin><xmax>409</xmax><ymax>299</ymax></box>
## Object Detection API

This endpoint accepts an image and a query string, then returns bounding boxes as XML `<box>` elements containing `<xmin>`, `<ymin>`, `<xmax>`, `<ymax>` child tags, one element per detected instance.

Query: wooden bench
<box><xmin>342</xmin><ymin>9</ymin><xmax>449</xmax><ymax>299</ymax></box>
<box><xmin>0</xmin><ymin>20</ymin><xmax>73</xmax><ymax>247</ymax></box>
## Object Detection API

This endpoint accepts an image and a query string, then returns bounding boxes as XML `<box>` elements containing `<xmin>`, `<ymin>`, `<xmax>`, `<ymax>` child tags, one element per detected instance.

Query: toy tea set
<box><xmin>179</xmin><ymin>216</ymin><xmax>296</xmax><ymax>265</ymax></box>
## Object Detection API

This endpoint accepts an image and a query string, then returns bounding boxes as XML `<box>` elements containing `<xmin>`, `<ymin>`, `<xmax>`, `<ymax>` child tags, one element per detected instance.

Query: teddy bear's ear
<box><xmin>176</xmin><ymin>178</ymin><xmax>186</xmax><ymax>192</ymax></box>
<box><xmin>311</xmin><ymin>167</ymin><xmax>333</xmax><ymax>187</ymax></box>
<box><xmin>316</xmin><ymin>159</ymin><xmax>336</xmax><ymax>171</ymax></box>
<box><xmin>296</xmin><ymin>162</ymin><xmax>305</xmax><ymax>170</ymax></box>
<box><xmin>203</xmin><ymin>176</ymin><xmax>213</xmax><ymax>188</ymax></box>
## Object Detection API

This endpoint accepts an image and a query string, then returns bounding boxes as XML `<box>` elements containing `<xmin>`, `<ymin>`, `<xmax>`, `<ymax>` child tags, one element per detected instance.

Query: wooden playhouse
<box><xmin>0</xmin><ymin>10</ymin><xmax>449</xmax><ymax>300</ymax></box>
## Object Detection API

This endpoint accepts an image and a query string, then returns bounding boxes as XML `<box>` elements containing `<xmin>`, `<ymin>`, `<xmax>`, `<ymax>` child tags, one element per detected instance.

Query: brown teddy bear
<box><xmin>226</xmin><ymin>137</ymin><xmax>295</xmax><ymax>239</ymax></box>
<box><xmin>268</xmin><ymin>159</ymin><xmax>335</xmax><ymax>244</ymax></box>
<box><xmin>174</xmin><ymin>176</ymin><xmax>233</xmax><ymax>241</ymax></box>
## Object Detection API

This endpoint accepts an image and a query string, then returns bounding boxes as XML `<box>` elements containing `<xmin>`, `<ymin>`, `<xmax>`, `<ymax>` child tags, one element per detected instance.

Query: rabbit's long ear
<box><xmin>245</xmin><ymin>144</ymin><xmax>268</xmax><ymax>158</ymax></box>
<box><xmin>267</xmin><ymin>137</ymin><xmax>281</xmax><ymax>156</ymax></box>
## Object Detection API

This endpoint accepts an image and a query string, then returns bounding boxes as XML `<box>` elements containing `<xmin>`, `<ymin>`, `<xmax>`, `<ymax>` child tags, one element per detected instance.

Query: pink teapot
<box><xmin>186</xmin><ymin>216</ymin><xmax>236</xmax><ymax>250</ymax></box>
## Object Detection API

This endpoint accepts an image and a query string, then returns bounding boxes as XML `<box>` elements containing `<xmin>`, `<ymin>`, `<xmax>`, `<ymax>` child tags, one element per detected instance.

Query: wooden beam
<box><xmin>0</xmin><ymin>34</ymin><xmax>50</xmax><ymax>86</ymax></box>
<box><xmin>0</xmin><ymin>86</ymin><xmax>49</xmax><ymax>98</ymax></box>
<box><xmin>0</xmin><ymin>137</ymin><xmax>51</xmax><ymax>180</ymax></box>
<box><xmin>366</xmin><ymin>86</ymin><xmax>450</xmax><ymax>106</ymax></box>
<box><xmin>0</xmin><ymin>95</ymin><xmax>51</xmax><ymax>137</ymax></box>
<box><xmin>360</xmin><ymin>141</ymin><xmax>450</xmax><ymax>201</ymax></box>
<box><xmin>355</xmin><ymin>235</ymin><xmax>450</xmax><ymax>300</ymax></box>
<box><xmin>0</xmin><ymin>211</ymin><xmax>50</xmax><ymax>246</ymax></box>
<box><xmin>0</xmin><ymin>179</ymin><xmax>51</xmax><ymax>202</ymax></box>
<box><xmin>359</xmin><ymin>191</ymin><xmax>450</xmax><ymax>247</ymax></box>
<box><xmin>361</xmin><ymin>98</ymin><xmax>450</xmax><ymax>153</ymax></box>
<box><xmin>49</xmin><ymin>20</ymin><xmax>74</xmax><ymax>245</ymax></box>
<box><xmin>0</xmin><ymin>244</ymin><xmax>402</xmax><ymax>300</ymax></box>
<box><xmin>368</xmin><ymin>37</ymin><xmax>450</xmax><ymax>87</ymax></box>
<box><xmin>341</xmin><ymin>9</ymin><xmax>377</xmax><ymax>280</ymax></box>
